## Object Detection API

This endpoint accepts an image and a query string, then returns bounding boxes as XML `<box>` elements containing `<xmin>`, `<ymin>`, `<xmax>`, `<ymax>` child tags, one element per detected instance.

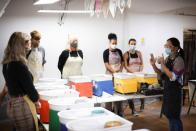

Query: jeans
<box><xmin>169</xmin><ymin>118</ymin><xmax>183</xmax><ymax>131</ymax></box>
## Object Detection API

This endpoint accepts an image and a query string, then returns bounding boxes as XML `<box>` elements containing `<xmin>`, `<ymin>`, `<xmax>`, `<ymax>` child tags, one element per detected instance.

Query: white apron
<box><xmin>128</xmin><ymin>51</ymin><xmax>142</xmax><ymax>72</ymax></box>
<box><xmin>62</xmin><ymin>51</ymin><xmax>83</xmax><ymax>79</ymax></box>
<box><xmin>106</xmin><ymin>50</ymin><xmax>122</xmax><ymax>74</ymax></box>
<box><xmin>27</xmin><ymin>48</ymin><xmax>43</xmax><ymax>83</ymax></box>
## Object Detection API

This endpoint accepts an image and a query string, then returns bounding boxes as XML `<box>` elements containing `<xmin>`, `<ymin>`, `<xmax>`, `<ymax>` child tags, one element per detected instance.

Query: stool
<box><xmin>183</xmin><ymin>86</ymin><xmax>189</xmax><ymax>106</ymax></box>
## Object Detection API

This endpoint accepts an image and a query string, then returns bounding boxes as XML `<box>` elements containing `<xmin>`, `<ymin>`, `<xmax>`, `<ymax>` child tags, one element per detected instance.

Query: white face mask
<box><xmin>110</xmin><ymin>44</ymin><xmax>117</xmax><ymax>49</ymax></box>
<box><xmin>129</xmin><ymin>45</ymin><xmax>136</xmax><ymax>50</ymax></box>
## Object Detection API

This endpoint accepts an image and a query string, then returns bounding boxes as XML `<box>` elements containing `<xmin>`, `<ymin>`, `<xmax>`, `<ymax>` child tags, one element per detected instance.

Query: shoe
<box><xmin>132</xmin><ymin>111</ymin><xmax>139</xmax><ymax>117</ymax></box>
<box><xmin>140</xmin><ymin>104</ymin><xmax>145</xmax><ymax>111</ymax></box>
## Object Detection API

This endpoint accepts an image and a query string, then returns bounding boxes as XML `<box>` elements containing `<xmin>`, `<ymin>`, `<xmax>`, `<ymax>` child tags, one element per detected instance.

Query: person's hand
<box><xmin>150</xmin><ymin>53</ymin><xmax>157</xmax><ymax>65</ymax></box>
<box><xmin>158</xmin><ymin>54</ymin><xmax>164</xmax><ymax>64</ymax></box>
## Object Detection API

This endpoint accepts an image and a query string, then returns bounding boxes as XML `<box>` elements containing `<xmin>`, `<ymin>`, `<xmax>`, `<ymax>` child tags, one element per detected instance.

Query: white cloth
<box><xmin>109</xmin><ymin>0</ymin><xmax>117</xmax><ymax>18</ymax></box>
<box><xmin>62</xmin><ymin>51</ymin><xmax>83</xmax><ymax>79</ymax></box>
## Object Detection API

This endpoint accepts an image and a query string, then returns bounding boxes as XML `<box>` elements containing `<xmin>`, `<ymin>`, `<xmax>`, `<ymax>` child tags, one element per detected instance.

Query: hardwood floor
<box><xmin>123</xmin><ymin>100</ymin><xmax>196</xmax><ymax>131</ymax></box>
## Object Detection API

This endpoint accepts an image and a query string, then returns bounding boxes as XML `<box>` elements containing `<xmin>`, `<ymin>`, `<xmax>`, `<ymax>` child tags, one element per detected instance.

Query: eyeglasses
<box><xmin>33</xmin><ymin>37</ymin><xmax>41</xmax><ymax>41</ymax></box>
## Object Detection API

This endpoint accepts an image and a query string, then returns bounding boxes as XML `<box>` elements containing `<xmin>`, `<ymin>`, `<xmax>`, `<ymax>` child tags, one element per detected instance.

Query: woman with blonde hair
<box><xmin>2</xmin><ymin>32</ymin><xmax>39</xmax><ymax>131</ymax></box>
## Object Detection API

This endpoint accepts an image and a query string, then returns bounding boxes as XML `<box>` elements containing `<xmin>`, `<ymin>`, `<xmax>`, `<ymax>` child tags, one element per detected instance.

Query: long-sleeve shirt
<box><xmin>2</xmin><ymin>61</ymin><xmax>39</xmax><ymax>102</ymax></box>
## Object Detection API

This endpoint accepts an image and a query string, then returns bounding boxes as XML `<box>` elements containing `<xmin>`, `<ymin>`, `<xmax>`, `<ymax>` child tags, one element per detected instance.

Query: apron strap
<box><xmin>23</xmin><ymin>95</ymin><xmax>39</xmax><ymax>131</ymax></box>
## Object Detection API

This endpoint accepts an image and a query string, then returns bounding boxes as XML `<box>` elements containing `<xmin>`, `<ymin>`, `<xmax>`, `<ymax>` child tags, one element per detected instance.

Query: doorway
<box><xmin>183</xmin><ymin>29</ymin><xmax>196</xmax><ymax>85</ymax></box>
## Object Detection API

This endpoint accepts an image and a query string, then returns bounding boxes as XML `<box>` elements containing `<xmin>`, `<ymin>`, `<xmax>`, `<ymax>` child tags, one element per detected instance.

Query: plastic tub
<box><xmin>38</xmin><ymin>78</ymin><xmax>68</xmax><ymax>84</ymax></box>
<box><xmin>113</xmin><ymin>73</ymin><xmax>138</xmax><ymax>94</ymax></box>
<box><xmin>69</xmin><ymin>76</ymin><xmax>93</xmax><ymax>97</ymax></box>
<box><xmin>39</xmin><ymin>89</ymin><xmax>79</xmax><ymax>123</ymax></box>
<box><xmin>133</xmin><ymin>129</ymin><xmax>150</xmax><ymax>131</ymax></box>
<box><xmin>48</xmin><ymin>97</ymin><xmax>94</xmax><ymax>131</ymax></box>
<box><xmin>58</xmin><ymin>107</ymin><xmax>115</xmax><ymax>131</ymax></box>
<box><xmin>66</xmin><ymin>115</ymin><xmax>133</xmax><ymax>131</ymax></box>
<box><xmin>35</xmin><ymin>84</ymin><xmax>70</xmax><ymax>92</ymax></box>
<box><xmin>90</xmin><ymin>74</ymin><xmax>114</xmax><ymax>96</ymax></box>
<box><xmin>134</xmin><ymin>72</ymin><xmax>158</xmax><ymax>89</ymax></box>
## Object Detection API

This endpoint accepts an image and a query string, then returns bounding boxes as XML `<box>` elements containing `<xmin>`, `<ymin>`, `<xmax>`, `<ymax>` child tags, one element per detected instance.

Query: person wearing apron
<box><xmin>124</xmin><ymin>38</ymin><xmax>144</xmax><ymax>116</ymax></box>
<box><xmin>58</xmin><ymin>37</ymin><xmax>83</xmax><ymax>79</ymax></box>
<box><xmin>103</xmin><ymin>33</ymin><xmax>124</xmax><ymax>116</ymax></box>
<box><xmin>150</xmin><ymin>37</ymin><xmax>184</xmax><ymax>131</ymax></box>
<box><xmin>2</xmin><ymin>32</ymin><xmax>40</xmax><ymax>131</ymax></box>
<box><xmin>27</xmin><ymin>30</ymin><xmax>46</xmax><ymax>83</ymax></box>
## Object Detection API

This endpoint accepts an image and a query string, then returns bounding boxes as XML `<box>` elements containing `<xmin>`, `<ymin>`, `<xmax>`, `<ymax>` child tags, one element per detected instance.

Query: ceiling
<box><xmin>1</xmin><ymin>0</ymin><xmax>196</xmax><ymax>17</ymax></box>
<box><xmin>36</xmin><ymin>0</ymin><xmax>196</xmax><ymax>15</ymax></box>
<box><xmin>129</xmin><ymin>0</ymin><xmax>196</xmax><ymax>15</ymax></box>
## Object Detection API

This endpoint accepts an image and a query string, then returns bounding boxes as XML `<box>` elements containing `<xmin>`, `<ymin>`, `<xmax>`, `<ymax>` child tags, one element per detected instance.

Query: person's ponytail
<box><xmin>178</xmin><ymin>47</ymin><xmax>184</xmax><ymax>60</ymax></box>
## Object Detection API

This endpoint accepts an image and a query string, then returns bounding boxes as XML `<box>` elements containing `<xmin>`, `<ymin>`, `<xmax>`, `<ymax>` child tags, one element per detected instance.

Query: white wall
<box><xmin>123</xmin><ymin>13</ymin><xmax>196</xmax><ymax>73</ymax></box>
<box><xmin>0</xmin><ymin>0</ymin><xmax>125</xmax><ymax>91</ymax></box>
<box><xmin>1</xmin><ymin>0</ymin><xmax>196</xmax><ymax>91</ymax></box>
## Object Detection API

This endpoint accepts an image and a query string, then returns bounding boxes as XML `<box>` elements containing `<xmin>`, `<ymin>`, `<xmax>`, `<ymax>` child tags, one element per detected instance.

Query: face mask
<box><xmin>129</xmin><ymin>45</ymin><xmax>136</xmax><ymax>50</ymax></box>
<box><xmin>70</xmin><ymin>41</ymin><xmax>78</xmax><ymax>49</ymax></box>
<box><xmin>110</xmin><ymin>44</ymin><xmax>116</xmax><ymax>49</ymax></box>
<box><xmin>165</xmin><ymin>48</ymin><xmax>172</xmax><ymax>55</ymax></box>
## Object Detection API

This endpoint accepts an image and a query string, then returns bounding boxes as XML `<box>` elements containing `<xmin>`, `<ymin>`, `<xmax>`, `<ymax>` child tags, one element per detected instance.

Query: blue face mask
<box><xmin>165</xmin><ymin>48</ymin><xmax>172</xmax><ymax>55</ymax></box>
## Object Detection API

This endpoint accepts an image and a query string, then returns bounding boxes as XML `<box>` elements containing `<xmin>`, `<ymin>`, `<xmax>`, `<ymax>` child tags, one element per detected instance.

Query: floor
<box><xmin>124</xmin><ymin>99</ymin><xmax>196</xmax><ymax>131</ymax></box>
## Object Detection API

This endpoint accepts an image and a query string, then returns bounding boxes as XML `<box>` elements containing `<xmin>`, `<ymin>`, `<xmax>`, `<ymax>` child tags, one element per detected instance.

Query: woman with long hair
<box><xmin>2</xmin><ymin>32</ymin><xmax>39</xmax><ymax>131</ymax></box>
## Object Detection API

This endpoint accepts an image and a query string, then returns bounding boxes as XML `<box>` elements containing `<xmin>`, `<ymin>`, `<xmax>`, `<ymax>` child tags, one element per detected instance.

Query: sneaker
<box><xmin>132</xmin><ymin>111</ymin><xmax>139</xmax><ymax>117</ymax></box>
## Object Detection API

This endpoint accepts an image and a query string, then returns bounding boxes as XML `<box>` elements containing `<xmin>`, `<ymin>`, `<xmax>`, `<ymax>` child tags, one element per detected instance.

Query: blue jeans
<box><xmin>169</xmin><ymin>118</ymin><xmax>183</xmax><ymax>131</ymax></box>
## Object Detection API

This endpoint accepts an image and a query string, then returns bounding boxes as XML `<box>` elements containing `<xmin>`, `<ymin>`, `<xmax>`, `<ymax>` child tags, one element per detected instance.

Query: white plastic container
<box><xmin>68</xmin><ymin>76</ymin><xmax>91</xmax><ymax>83</ymax></box>
<box><xmin>58</xmin><ymin>107</ymin><xmax>115</xmax><ymax>131</ymax></box>
<box><xmin>39</xmin><ymin>89</ymin><xmax>79</xmax><ymax>101</ymax></box>
<box><xmin>49</xmin><ymin>97</ymin><xmax>94</xmax><ymax>111</ymax></box>
<box><xmin>133</xmin><ymin>129</ymin><xmax>150</xmax><ymax>131</ymax></box>
<box><xmin>113</xmin><ymin>73</ymin><xmax>136</xmax><ymax>79</ymax></box>
<box><xmin>37</xmin><ymin>77</ymin><xmax>68</xmax><ymax>84</ymax></box>
<box><xmin>35</xmin><ymin>84</ymin><xmax>70</xmax><ymax>92</ymax></box>
<box><xmin>38</xmin><ymin>89</ymin><xmax>79</xmax><ymax>123</ymax></box>
<box><xmin>66</xmin><ymin>115</ymin><xmax>133</xmax><ymax>131</ymax></box>
<box><xmin>48</xmin><ymin>97</ymin><xmax>94</xmax><ymax>131</ymax></box>
<box><xmin>90</xmin><ymin>74</ymin><xmax>113</xmax><ymax>81</ymax></box>
<box><xmin>134</xmin><ymin>72</ymin><xmax>157</xmax><ymax>78</ymax></box>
